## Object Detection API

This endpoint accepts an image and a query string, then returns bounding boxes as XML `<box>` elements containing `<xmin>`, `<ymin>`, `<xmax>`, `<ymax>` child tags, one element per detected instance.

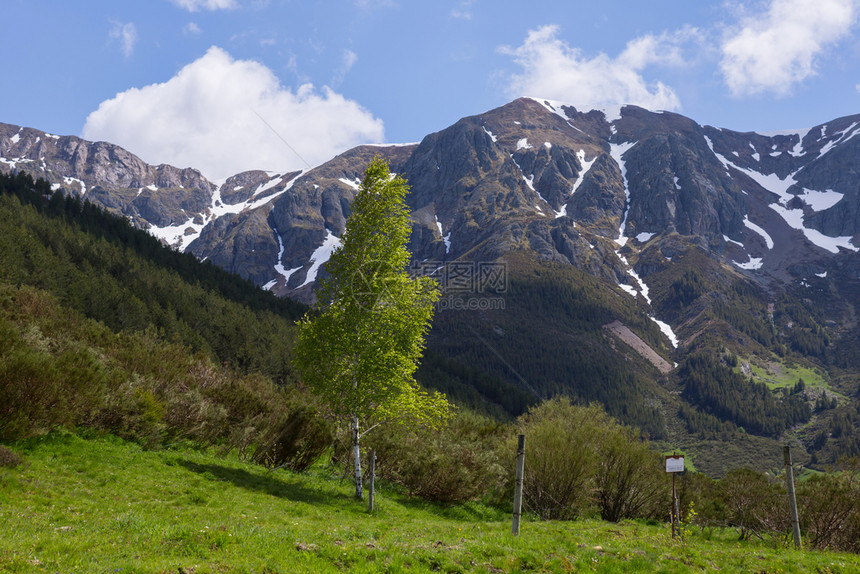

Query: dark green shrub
<box><xmin>511</xmin><ymin>398</ymin><xmax>602</xmax><ymax>519</ymax></box>
<box><xmin>252</xmin><ymin>406</ymin><xmax>333</xmax><ymax>472</ymax></box>
<box><xmin>719</xmin><ymin>467</ymin><xmax>788</xmax><ymax>541</ymax></box>
<box><xmin>94</xmin><ymin>375</ymin><xmax>167</xmax><ymax>448</ymax></box>
<box><xmin>364</xmin><ymin>410</ymin><xmax>507</xmax><ymax>503</ymax></box>
<box><xmin>510</xmin><ymin>398</ymin><xmax>665</xmax><ymax>522</ymax></box>
<box><xmin>0</xmin><ymin>445</ymin><xmax>23</xmax><ymax>467</ymax></box>
<box><xmin>594</xmin><ymin>426</ymin><xmax>665</xmax><ymax>522</ymax></box>
<box><xmin>798</xmin><ymin>470</ymin><xmax>860</xmax><ymax>553</ymax></box>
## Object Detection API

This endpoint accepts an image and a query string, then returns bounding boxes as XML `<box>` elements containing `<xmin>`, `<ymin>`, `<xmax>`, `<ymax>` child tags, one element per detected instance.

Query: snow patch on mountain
<box><xmin>818</xmin><ymin>122</ymin><xmax>860</xmax><ymax>159</ymax></box>
<box><xmin>63</xmin><ymin>176</ymin><xmax>87</xmax><ymax>195</ymax></box>
<box><xmin>530</xmin><ymin>98</ymin><xmax>573</xmax><ymax>122</ymax></box>
<box><xmin>339</xmin><ymin>177</ymin><xmax>361</xmax><ymax>191</ymax></box>
<box><xmin>610</xmin><ymin>140</ymin><xmax>637</xmax><ymax>246</ymax></box>
<box><xmin>798</xmin><ymin>188</ymin><xmax>843</xmax><ymax>211</ymax></box>
<box><xmin>743</xmin><ymin>216</ymin><xmax>774</xmax><ymax>249</ymax></box>
<box><xmin>703</xmin><ymin>137</ymin><xmax>857</xmax><ymax>255</ymax></box>
<box><xmin>265</xmin><ymin>228</ymin><xmax>302</xmax><ymax>290</ymax></box>
<box><xmin>572</xmin><ymin>149</ymin><xmax>596</xmax><ymax>196</ymax></box>
<box><xmin>147</xmin><ymin>217</ymin><xmax>199</xmax><ymax>252</ymax></box>
<box><xmin>299</xmin><ymin>229</ymin><xmax>342</xmax><ymax>288</ymax></box>
<box><xmin>599</xmin><ymin>106</ymin><xmax>624</xmax><ymax>124</ymax></box>
<box><xmin>770</xmin><ymin>202</ymin><xmax>858</xmax><ymax>253</ymax></box>
<box><xmin>651</xmin><ymin>317</ymin><xmax>678</xmax><ymax>348</ymax></box>
<box><xmin>616</xmin><ymin>254</ymin><xmax>678</xmax><ymax>348</ymax></box>
<box><xmin>734</xmin><ymin>256</ymin><xmax>763</xmax><ymax>270</ymax></box>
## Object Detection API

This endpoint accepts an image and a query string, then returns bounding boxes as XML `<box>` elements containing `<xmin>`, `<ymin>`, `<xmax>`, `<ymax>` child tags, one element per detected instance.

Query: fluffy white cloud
<box><xmin>169</xmin><ymin>0</ymin><xmax>237</xmax><ymax>11</ymax></box>
<box><xmin>82</xmin><ymin>47</ymin><xmax>385</xmax><ymax>180</ymax></box>
<box><xmin>720</xmin><ymin>0</ymin><xmax>857</xmax><ymax>97</ymax></box>
<box><xmin>499</xmin><ymin>25</ymin><xmax>691</xmax><ymax>112</ymax></box>
<box><xmin>109</xmin><ymin>22</ymin><xmax>138</xmax><ymax>58</ymax></box>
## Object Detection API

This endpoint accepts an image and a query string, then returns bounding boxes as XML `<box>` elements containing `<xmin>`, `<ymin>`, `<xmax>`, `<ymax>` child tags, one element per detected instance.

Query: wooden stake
<box><xmin>784</xmin><ymin>445</ymin><xmax>802</xmax><ymax>549</ymax></box>
<box><xmin>368</xmin><ymin>449</ymin><xmax>376</xmax><ymax>513</ymax></box>
<box><xmin>671</xmin><ymin>471</ymin><xmax>677</xmax><ymax>539</ymax></box>
<box><xmin>512</xmin><ymin>434</ymin><xmax>525</xmax><ymax>536</ymax></box>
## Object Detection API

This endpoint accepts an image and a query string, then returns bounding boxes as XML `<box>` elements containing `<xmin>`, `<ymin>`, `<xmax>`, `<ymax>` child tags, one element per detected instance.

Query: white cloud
<box><xmin>169</xmin><ymin>0</ymin><xmax>238</xmax><ymax>11</ymax></box>
<box><xmin>720</xmin><ymin>0</ymin><xmax>857</xmax><ymax>97</ymax></box>
<box><xmin>499</xmin><ymin>25</ymin><xmax>692</xmax><ymax>111</ymax></box>
<box><xmin>331</xmin><ymin>49</ymin><xmax>358</xmax><ymax>86</ymax></box>
<box><xmin>82</xmin><ymin>47</ymin><xmax>385</xmax><ymax>180</ymax></box>
<box><xmin>183</xmin><ymin>22</ymin><xmax>202</xmax><ymax>35</ymax></box>
<box><xmin>109</xmin><ymin>22</ymin><xmax>138</xmax><ymax>58</ymax></box>
<box><xmin>451</xmin><ymin>0</ymin><xmax>476</xmax><ymax>20</ymax></box>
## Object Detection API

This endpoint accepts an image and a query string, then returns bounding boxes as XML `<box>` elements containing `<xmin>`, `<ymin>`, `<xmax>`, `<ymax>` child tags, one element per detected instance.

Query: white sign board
<box><xmin>665</xmin><ymin>456</ymin><xmax>685</xmax><ymax>473</ymax></box>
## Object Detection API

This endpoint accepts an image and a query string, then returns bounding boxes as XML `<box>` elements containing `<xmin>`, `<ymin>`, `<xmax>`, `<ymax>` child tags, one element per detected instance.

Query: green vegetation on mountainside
<box><xmin>2</xmin><ymin>170</ymin><xmax>858</xmax><ymax>474</ymax></box>
<box><xmin>424</xmin><ymin>252</ymin><xmax>670</xmax><ymax>438</ymax></box>
<box><xmin>0</xmin><ymin>172</ymin><xmax>333</xmax><ymax>466</ymax></box>
<box><xmin>0</xmin><ymin>171</ymin><xmax>304</xmax><ymax>383</ymax></box>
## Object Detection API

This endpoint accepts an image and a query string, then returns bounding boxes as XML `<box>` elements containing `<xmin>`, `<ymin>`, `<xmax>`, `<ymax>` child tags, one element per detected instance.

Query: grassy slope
<box><xmin>2</xmin><ymin>434</ymin><xmax>859</xmax><ymax>573</ymax></box>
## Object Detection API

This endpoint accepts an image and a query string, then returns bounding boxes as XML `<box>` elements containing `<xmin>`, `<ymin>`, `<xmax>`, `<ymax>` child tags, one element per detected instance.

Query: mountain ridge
<box><xmin>4</xmin><ymin>99</ymin><xmax>860</xmax><ymax>473</ymax></box>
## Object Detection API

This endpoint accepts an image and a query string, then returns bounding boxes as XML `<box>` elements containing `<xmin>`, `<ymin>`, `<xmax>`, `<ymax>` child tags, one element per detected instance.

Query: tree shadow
<box><xmin>176</xmin><ymin>460</ymin><xmax>351</xmax><ymax>505</ymax></box>
<box><xmin>372</xmin><ymin>481</ymin><xmax>508</xmax><ymax>522</ymax></box>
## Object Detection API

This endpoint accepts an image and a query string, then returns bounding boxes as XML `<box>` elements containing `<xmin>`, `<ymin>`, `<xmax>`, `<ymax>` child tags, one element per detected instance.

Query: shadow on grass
<box><xmin>378</xmin><ymin>484</ymin><xmax>508</xmax><ymax>522</ymax></box>
<box><xmin>177</xmin><ymin>460</ymin><xmax>353</xmax><ymax>505</ymax></box>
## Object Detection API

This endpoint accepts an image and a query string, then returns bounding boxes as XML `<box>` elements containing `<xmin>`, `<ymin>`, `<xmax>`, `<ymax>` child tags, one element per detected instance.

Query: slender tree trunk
<box><xmin>352</xmin><ymin>414</ymin><xmax>363</xmax><ymax>500</ymax></box>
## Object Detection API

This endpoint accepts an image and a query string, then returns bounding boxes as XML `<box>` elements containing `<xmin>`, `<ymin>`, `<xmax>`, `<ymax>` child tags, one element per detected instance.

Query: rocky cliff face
<box><xmin>0</xmin><ymin>124</ymin><xmax>214</xmax><ymax>239</ymax></box>
<box><xmin>6</xmin><ymin>100</ymin><xmax>859</xmax><ymax>306</ymax></box>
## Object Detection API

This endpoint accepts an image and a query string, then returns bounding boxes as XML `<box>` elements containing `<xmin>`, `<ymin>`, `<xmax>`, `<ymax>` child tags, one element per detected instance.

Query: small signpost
<box><xmin>665</xmin><ymin>453</ymin><xmax>684</xmax><ymax>538</ymax></box>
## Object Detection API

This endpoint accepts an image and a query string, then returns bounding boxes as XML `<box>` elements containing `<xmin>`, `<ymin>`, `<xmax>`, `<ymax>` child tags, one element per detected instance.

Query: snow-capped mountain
<box><xmin>4</xmin><ymin>97</ymin><xmax>860</xmax><ymax>350</ymax></box>
<box><xmin>4</xmin><ymin>98</ymin><xmax>858</xmax><ymax>303</ymax></box>
<box><xmin>5</xmin><ymin>98</ymin><xmax>860</xmax><ymax>473</ymax></box>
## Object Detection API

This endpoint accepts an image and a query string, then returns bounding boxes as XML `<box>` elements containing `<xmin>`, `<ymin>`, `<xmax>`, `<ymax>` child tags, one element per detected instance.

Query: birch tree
<box><xmin>294</xmin><ymin>155</ymin><xmax>448</xmax><ymax>499</ymax></box>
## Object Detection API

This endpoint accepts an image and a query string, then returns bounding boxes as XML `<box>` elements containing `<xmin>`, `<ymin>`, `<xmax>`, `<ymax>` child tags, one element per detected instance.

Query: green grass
<box><xmin>2</xmin><ymin>432</ymin><xmax>859</xmax><ymax>573</ymax></box>
<box><xmin>744</xmin><ymin>358</ymin><xmax>828</xmax><ymax>391</ymax></box>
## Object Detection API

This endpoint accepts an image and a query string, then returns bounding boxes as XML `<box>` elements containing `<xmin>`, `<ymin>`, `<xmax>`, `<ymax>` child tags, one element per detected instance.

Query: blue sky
<box><xmin>3</xmin><ymin>0</ymin><xmax>860</xmax><ymax>179</ymax></box>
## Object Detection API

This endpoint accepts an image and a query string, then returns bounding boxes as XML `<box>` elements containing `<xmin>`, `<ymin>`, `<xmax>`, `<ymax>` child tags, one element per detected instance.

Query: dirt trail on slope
<box><xmin>604</xmin><ymin>321</ymin><xmax>674</xmax><ymax>374</ymax></box>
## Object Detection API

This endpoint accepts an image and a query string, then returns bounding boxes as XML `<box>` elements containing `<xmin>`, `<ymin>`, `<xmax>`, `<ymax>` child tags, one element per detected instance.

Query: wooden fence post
<box><xmin>784</xmin><ymin>445</ymin><xmax>802</xmax><ymax>549</ymax></box>
<box><xmin>512</xmin><ymin>434</ymin><xmax>525</xmax><ymax>536</ymax></box>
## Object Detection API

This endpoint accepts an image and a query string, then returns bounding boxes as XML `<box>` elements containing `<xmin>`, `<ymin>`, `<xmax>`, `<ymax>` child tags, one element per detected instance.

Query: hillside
<box><xmin>0</xmin><ymin>172</ymin><xmax>337</xmax><ymax>468</ymax></box>
<box><xmin>2</xmin><ymin>433</ymin><xmax>859</xmax><ymax>573</ymax></box>
<box><xmin>2</xmin><ymin>170</ymin><xmax>860</xmax><ymax>568</ymax></box>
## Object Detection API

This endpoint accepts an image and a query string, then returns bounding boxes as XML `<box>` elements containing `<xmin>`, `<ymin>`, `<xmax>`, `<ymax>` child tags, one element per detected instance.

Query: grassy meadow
<box><xmin>2</xmin><ymin>432</ymin><xmax>859</xmax><ymax>573</ymax></box>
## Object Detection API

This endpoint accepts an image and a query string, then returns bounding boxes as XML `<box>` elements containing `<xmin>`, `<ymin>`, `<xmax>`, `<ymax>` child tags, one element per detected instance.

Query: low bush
<box><xmin>0</xmin><ymin>444</ymin><xmax>23</xmax><ymax>467</ymax></box>
<box><xmin>363</xmin><ymin>410</ymin><xmax>507</xmax><ymax>503</ymax></box>
<box><xmin>509</xmin><ymin>397</ymin><xmax>665</xmax><ymax>522</ymax></box>
<box><xmin>252</xmin><ymin>405</ymin><xmax>333</xmax><ymax>472</ymax></box>
<box><xmin>798</xmin><ymin>469</ymin><xmax>860</xmax><ymax>553</ymax></box>
<box><xmin>0</xmin><ymin>284</ymin><xmax>331</xmax><ymax>463</ymax></box>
